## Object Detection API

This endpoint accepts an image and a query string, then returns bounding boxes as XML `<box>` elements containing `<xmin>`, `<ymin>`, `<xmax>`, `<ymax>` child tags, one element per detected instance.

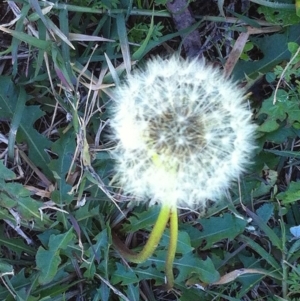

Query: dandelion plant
<box><xmin>110</xmin><ymin>56</ymin><xmax>256</xmax><ymax>289</ymax></box>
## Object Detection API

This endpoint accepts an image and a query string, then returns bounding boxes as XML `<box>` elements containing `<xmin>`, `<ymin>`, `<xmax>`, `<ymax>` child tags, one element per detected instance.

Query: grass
<box><xmin>1</xmin><ymin>0</ymin><xmax>300</xmax><ymax>300</ymax></box>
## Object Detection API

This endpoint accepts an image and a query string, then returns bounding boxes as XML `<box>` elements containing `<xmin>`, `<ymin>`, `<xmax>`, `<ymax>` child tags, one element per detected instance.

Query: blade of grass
<box><xmin>245</xmin><ymin>207</ymin><xmax>282</xmax><ymax>250</ymax></box>
<box><xmin>8</xmin><ymin>87</ymin><xmax>26</xmax><ymax>160</ymax></box>
<box><xmin>0</xmin><ymin>26</ymin><xmax>51</xmax><ymax>51</ymax></box>
<box><xmin>116</xmin><ymin>13</ymin><xmax>131</xmax><ymax>75</ymax></box>
<box><xmin>239</xmin><ymin>235</ymin><xmax>282</xmax><ymax>273</ymax></box>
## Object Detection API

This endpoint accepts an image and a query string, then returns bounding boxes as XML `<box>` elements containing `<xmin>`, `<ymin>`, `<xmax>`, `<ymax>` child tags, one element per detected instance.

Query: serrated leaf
<box><xmin>0</xmin><ymin>178</ymin><xmax>52</xmax><ymax>229</ymax></box>
<box><xmin>256</xmin><ymin>203</ymin><xmax>274</xmax><ymax>223</ymax></box>
<box><xmin>0</xmin><ymin>76</ymin><xmax>52</xmax><ymax>179</ymax></box>
<box><xmin>160</xmin><ymin>229</ymin><xmax>194</xmax><ymax>254</ymax></box>
<box><xmin>81</xmin><ymin>229</ymin><xmax>109</xmax><ymax>278</ymax></box>
<box><xmin>134</xmin><ymin>264</ymin><xmax>165</xmax><ymax>284</ymax></box>
<box><xmin>257</xmin><ymin>94</ymin><xmax>300</xmax><ymax>133</ymax></box>
<box><xmin>48</xmin><ymin>131</ymin><xmax>76</xmax><ymax>205</ymax></box>
<box><xmin>277</xmin><ymin>181</ymin><xmax>300</xmax><ymax>204</ymax></box>
<box><xmin>234</xmin><ymin>24</ymin><xmax>300</xmax><ymax>79</ymax></box>
<box><xmin>48</xmin><ymin>227</ymin><xmax>75</xmax><ymax>250</ymax></box>
<box><xmin>258</xmin><ymin>6</ymin><xmax>300</xmax><ymax>26</ymax></box>
<box><xmin>183</xmin><ymin>213</ymin><xmax>247</xmax><ymax>250</ymax></box>
<box><xmin>36</xmin><ymin>228</ymin><xmax>75</xmax><ymax>284</ymax></box>
<box><xmin>123</xmin><ymin>205</ymin><xmax>160</xmax><ymax>232</ymax></box>
<box><xmin>36</xmin><ymin>249</ymin><xmax>61</xmax><ymax>285</ymax></box>
<box><xmin>175</xmin><ymin>252</ymin><xmax>220</xmax><ymax>284</ymax></box>
<box><xmin>111</xmin><ymin>263</ymin><xmax>139</xmax><ymax>285</ymax></box>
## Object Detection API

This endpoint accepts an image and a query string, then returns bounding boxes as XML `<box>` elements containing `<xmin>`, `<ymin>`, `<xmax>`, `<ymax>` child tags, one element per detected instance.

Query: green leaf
<box><xmin>233</xmin><ymin>24</ymin><xmax>300</xmax><ymax>79</ymax></box>
<box><xmin>36</xmin><ymin>228</ymin><xmax>75</xmax><ymax>284</ymax></box>
<box><xmin>48</xmin><ymin>130</ymin><xmax>76</xmax><ymax>206</ymax></box>
<box><xmin>175</xmin><ymin>252</ymin><xmax>220</xmax><ymax>284</ymax></box>
<box><xmin>258</xmin><ymin>5</ymin><xmax>300</xmax><ymax>26</ymax></box>
<box><xmin>257</xmin><ymin>94</ymin><xmax>300</xmax><ymax>133</ymax></box>
<box><xmin>264</xmin><ymin>149</ymin><xmax>300</xmax><ymax>158</ymax></box>
<box><xmin>7</xmin><ymin>87</ymin><xmax>26</xmax><ymax>159</ymax></box>
<box><xmin>116</xmin><ymin>13</ymin><xmax>131</xmax><ymax>74</ymax></box>
<box><xmin>0</xmin><ymin>76</ymin><xmax>52</xmax><ymax>179</ymax></box>
<box><xmin>81</xmin><ymin>229</ymin><xmax>109</xmax><ymax>278</ymax></box>
<box><xmin>239</xmin><ymin>235</ymin><xmax>281</xmax><ymax>271</ymax></box>
<box><xmin>0</xmin><ymin>262</ymin><xmax>14</xmax><ymax>274</ymax></box>
<box><xmin>0</xmin><ymin>26</ymin><xmax>51</xmax><ymax>51</ymax></box>
<box><xmin>183</xmin><ymin>213</ymin><xmax>247</xmax><ymax>250</ymax></box>
<box><xmin>0</xmin><ymin>224</ymin><xmax>36</xmax><ymax>257</ymax></box>
<box><xmin>111</xmin><ymin>263</ymin><xmax>139</xmax><ymax>285</ymax></box>
<box><xmin>36</xmin><ymin>249</ymin><xmax>62</xmax><ymax>285</ymax></box>
<box><xmin>134</xmin><ymin>264</ymin><xmax>165</xmax><ymax>284</ymax></box>
<box><xmin>0</xmin><ymin>160</ymin><xmax>15</xmax><ymax>180</ymax></box>
<box><xmin>277</xmin><ymin>181</ymin><xmax>300</xmax><ymax>204</ymax></box>
<box><xmin>256</xmin><ymin>203</ymin><xmax>274</xmax><ymax>223</ymax></box>
<box><xmin>160</xmin><ymin>229</ymin><xmax>194</xmax><ymax>254</ymax></box>
<box><xmin>123</xmin><ymin>205</ymin><xmax>160</xmax><ymax>232</ymax></box>
<box><xmin>246</xmin><ymin>208</ymin><xmax>282</xmax><ymax>250</ymax></box>
<box><xmin>0</xmin><ymin>164</ymin><xmax>51</xmax><ymax>229</ymax></box>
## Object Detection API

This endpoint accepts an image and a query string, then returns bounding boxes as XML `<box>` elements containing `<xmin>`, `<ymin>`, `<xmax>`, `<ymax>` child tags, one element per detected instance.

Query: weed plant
<box><xmin>1</xmin><ymin>0</ymin><xmax>300</xmax><ymax>300</ymax></box>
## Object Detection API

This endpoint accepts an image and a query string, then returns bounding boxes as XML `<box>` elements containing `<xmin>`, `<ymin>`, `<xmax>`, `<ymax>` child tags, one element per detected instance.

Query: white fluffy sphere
<box><xmin>109</xmin><ymin>56</ymin><xmax>256</xmax><ymax>209</ymax></box>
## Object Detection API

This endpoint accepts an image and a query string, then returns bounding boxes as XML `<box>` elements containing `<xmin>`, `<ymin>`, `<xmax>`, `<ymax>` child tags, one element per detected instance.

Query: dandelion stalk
<box><xmin>110</xmin><ymin>55</ymin><xmax>256</xmax><ymax>289</ymax></box>
<box><xmin>165</xmin><ymin>205</ymin><xmax>178</xmax><ymax>289</ymax></box>
<box><xmin>113</xmin><ymin>204</ymin><xmax>171</xmax><ymax>263</ymax></box>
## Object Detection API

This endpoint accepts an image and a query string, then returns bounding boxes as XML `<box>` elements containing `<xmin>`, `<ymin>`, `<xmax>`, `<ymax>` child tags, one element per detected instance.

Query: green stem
<box><xmin>113</xmin><ymin>204</ymin><xmax>171</xmax><ymax>263</ymax></box>
<box><xmin>165</xmin><ymin>206</ymin><xmax>178</xmax><ymax>290</ymax></box>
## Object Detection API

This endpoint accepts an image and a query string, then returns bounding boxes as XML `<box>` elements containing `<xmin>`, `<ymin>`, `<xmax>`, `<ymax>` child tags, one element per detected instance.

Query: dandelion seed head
<box><xmin>110</xmin><ymin>56</ymin><xmax>256</xmax><ymax>209</ymax></box>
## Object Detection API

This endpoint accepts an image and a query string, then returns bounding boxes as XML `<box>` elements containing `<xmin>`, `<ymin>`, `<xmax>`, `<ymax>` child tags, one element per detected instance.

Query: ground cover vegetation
<box><xmin>1</xmin><ymin>0</ymin><xmax>300</xmax><ymax>300</ymax></box>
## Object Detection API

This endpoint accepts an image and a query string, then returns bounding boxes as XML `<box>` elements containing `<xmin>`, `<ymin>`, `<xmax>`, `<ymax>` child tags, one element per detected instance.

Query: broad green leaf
<box><xmin>48</xmin><ymin>130</ymin><xmax>76</xmax><ymax>206</ymax></box>
<box><xmin>277</xmin><ymin>181</ymin><xmax>300</xmax><ymax>204</ymax></box>
<box><xmin>36</xmin><ymin>249</ymin><xmax>62</xmax><ymax>285</ymax></box>
<box><xmin>234</xmin><ymin>24</ymin><xmax>300</xmax><ymax>79</ymax></box>
<box><xmin>0</xmin><ymin>262</ymin><xmax>13</xmax><ymax>274</ymax></box>
<box><xmin>81</xmin><ymin>229</ymin><xmax>109</xmax><ymax>278</ymax></box>
<box><xmin>0</xmin><ymin>160</ymin><xmax>15</xmax><ymax>180</ymax></box>
<box><xmin>48</xmin><ymin>227</ymin><xmax>75</xmax><ymax>250</ymax></box>
<box><xmin>256</xmin><ymin>203</ymin><xmax>274</xmax><ymax>223</ymax></box>
<box><xmin>123</xmin><ymin>205</ymin><xmax>160</xmax><ymax>232</ymax></box>
<box><xmin>160</xmin><ymin>229</ymin><xmax>194</xmax><ymax>254</ymax></box>
<box><xmin>36</xmin><ymin>228</ymin><xmax>75</xmax><ymax>284</ymax></box>
<box><xmin>0</xmin><ymin>174</ymin><xmax>52</xmax><ymax>229</ymax></box>
<box><xmin>134</xmin><ymin>264</ymin><xmax>165</xmax><ymax>284</ymax></box>
<box><xmin>258</xmin><ymin>5</ymin><xmax>300</xmax><ymax>26</ymax></box>
<box><xmin>0</xmin><ymin>77</ymin><xmax>52</xmax><ymax>179</ymax></box>
<box><xmin>124</xmin><ymin>284</ymin><xmax>139</xmax><ymax>301</ymax></box>
<box><xmin>183</xmin><ymin>213</ymin><xmax>247</xmax><ymax>250</ymax></box>
<box><xmin>111</xmin><ymin>263</ymin><xmax>139</xmax><ymax>285</ymax></box>
<box><xmin>257</xmin><ymin>94</ymin><xmax>300</xmax><ymax>133</ymax></box>
<box><xmin>175</xmin><ymin>252</ymin><xmax>220</xmax><ymax>284</ymax></box>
